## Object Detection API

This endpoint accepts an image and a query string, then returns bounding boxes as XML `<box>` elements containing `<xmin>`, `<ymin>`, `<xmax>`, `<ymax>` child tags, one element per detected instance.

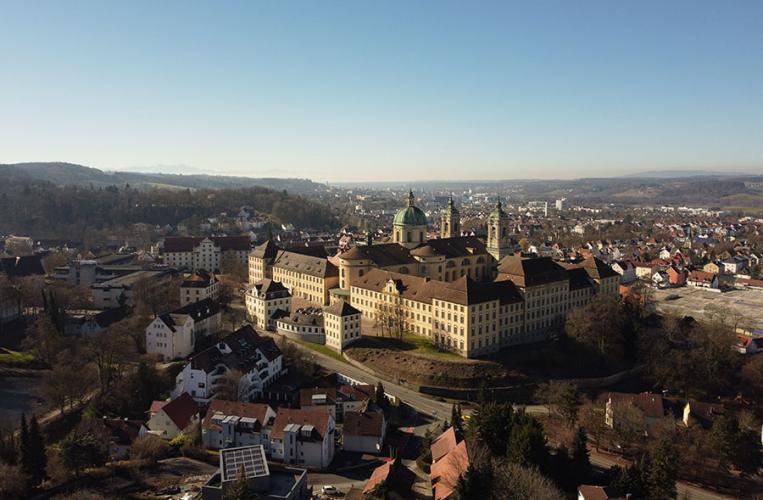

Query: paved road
<box><xmin>277</xmin><ymin>334</ymin><xmax>453</xmax><ymax>420</ymax></box>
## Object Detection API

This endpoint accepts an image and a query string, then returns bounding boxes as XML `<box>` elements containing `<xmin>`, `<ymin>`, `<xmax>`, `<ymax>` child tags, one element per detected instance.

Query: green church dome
<box><xmin>394</xmin><ymin>206</ymin><xmax>428</xmax><ymax>226</ymax></box>
<box><xmin>393</xmin><ymin>190</ymin><xmax>428</xmax><ymax>226</ymax></box>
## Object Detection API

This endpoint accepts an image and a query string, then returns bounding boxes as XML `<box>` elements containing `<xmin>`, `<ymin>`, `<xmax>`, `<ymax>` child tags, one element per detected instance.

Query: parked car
<box><xmin>321</xmin><ymin>485</ymin><xmax>338</xmax><ymax>496</ymax></box>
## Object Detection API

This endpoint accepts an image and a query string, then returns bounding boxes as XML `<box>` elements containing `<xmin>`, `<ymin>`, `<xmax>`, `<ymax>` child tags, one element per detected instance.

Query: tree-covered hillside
<box><xmin>0</xmin><ymin>179</ymin><xmax>337</xmax><ymax>240</ymax></box>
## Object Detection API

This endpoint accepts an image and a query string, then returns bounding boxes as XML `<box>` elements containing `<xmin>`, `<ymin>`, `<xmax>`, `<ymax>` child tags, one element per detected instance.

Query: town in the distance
<box><xmin>0</xmin><ymin>165</ymin><xmax>762</xmax><ymax>499</ymax></box>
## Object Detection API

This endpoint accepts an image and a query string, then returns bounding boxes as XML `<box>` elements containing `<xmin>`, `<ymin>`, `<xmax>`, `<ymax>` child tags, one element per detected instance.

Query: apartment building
<box><xmin>173</xmin><ymin>325</ymin><xmax>284</xmax><ymax>405</ymax></box>
<box><xmin>180</xmin><ymin>271</ymin><xmax>220</xmax><ymax>306</ymax></box>
<box><xmin>145</xmin><ymin>298</ymin><xmax>222</xmax><ymax>360</ymax></box>
<box><xmin>202</xmin><ymin>400</ymin><xmax>277</xmax><ymax>450</ymax></box>
<box><xmin>163</xmin><ymin>236</ymin><xmax>251</xmax><ymax>272</ymax></box>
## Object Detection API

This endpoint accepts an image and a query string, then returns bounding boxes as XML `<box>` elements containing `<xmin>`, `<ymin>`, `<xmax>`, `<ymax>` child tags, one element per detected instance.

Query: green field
<box><xmin>400</xmin><ymin>333</ymin><xmax>461</xmax><ymax>358</ymax></box>
<box><xmin>0</xmin><ymin>348</ymin><xmax>36</xmax><ymax>367</ymax></box>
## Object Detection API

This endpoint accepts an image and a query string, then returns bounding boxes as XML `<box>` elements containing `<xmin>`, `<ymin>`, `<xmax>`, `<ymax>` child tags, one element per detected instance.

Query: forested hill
<box><xmin>0</xmin><ymin>162</ymin><xmax>327</xmax><ymax>193</ymax></box>
<box><xmin>0</xmin><ymin>176</ymin><xmax>338</xmax><ymax>240</ymax></box>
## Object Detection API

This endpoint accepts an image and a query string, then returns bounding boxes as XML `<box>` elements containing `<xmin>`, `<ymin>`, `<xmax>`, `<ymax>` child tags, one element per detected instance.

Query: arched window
<box><xmin>407</xmin><ymin>231</ymin><xmax>412</xmax><ymax>242</ymax></box>
<box><xmin>461</xmin><ymin>259</ymin><xmax>470</xmax><ymax>266</ymax></box>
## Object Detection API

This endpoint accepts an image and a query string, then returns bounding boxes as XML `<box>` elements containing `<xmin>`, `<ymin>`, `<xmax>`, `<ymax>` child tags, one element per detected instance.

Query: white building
<box><xmin>269</xmin><ymin>408</ymin><xmax>335</xmax><ymax>469</ymax></box>
<box><xmin>245</xmin><ymin>279</ymin><xmax>292</xmax><ymax>330</ymax></box>
<box><xmin>202</xmin><ymin>402</ymin><xmax>335</xmax><ymax>470</ymax></box>
<box><xmin>202</xmin><ymin>400</ymin><xmax>277</xmax><ymax>450</ymax></box>
<box><xmin>173</xmin><ymin>325</ymin><xmax>284</xmax><ymax>405</ymax></box>
<box><xmin>91</xmin><ymin>269</ymin><xmax>172</xmax><ymax>309</ymax></box>
<box><xmin>146</xmin><ymin>393</ymin><xmax>201</xmax><ymax>440</ymax></box>
<box><xmin>322</xmin><ymin>300</ymin><xmax>362</xmax><ymax>353</ymax></box>
<box><xmin>163</xmin><ymin>236</ymin><xmax>251</xmax><ymax>272</ymax></box>
<box><xmin>145</xmin><ymin>298</ymin><xmax>222</xmax><ymax>360</ymax></box>
<box><xmin>342</xmin><ymin>409</ymin><xmax>386</xmax><ymax>455</ymax></box>
<box><xmin>180</xmin><ymin>271</ymin><xmax>220</xmax><ymax>306</ymax></box>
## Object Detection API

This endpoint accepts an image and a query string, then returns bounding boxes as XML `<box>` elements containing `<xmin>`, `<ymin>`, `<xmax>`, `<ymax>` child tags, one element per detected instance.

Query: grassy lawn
<box><xmin>0</xmin><ymin>348</ymin><xmax>36</xmax><ymax>367</ymax></box>
<box><xmin>290</xmin><ymin>338</ymin><xmax>348</xmax><ymax>364</ymax></box>
<box><xmin>400</xmin><ymin>333</ymin><xmax>461</xmax><ymax>359</ymax></box>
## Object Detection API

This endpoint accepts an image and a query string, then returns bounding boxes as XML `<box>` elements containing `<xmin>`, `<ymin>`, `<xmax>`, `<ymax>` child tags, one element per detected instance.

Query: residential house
<box><xmin>343</xmin><ymin>408</ymin><xmax>386</xmax><ymax>454</ymax></box>
<box><xmin>666</xmin><ymin>266</ymin><xmax>687</xmax><ymax>287</ymax></box>
<box><xmin>702</xmin><ymin>262</ymin><xmax>721</xmax><ymax>275</ymax></box>
<box><xmin>610</xmin><ymin>261</ymin><xmax>637</xmax><ymax>284</ymax></box>
<box><xmin>687</xmin><ymin>270</ymin><xmax>719</xmax><ymax>289</ymax></box>
<box><xmin>605</xmin><ymin>392</ymin><xmax>666</xmax><ymax>435</ymax></box>
<box><xmin>268</xmin><ymin>408</ymin><xmax>336</xmax><ymax>469</ymax></box>
<box><xmin>682</xmin><ymin>400</ymin><xmax>724</xmax><ymax>429</ymax></box>
<box><xmin>146</xmin><ymin>393</ymin><xmax>201</xmax><ymax>440</ymax></box>
<box><xmin>97</xmin><ymin>418</ymin><xmax>148</xmax><ymax>459</ymax></box>
<box><xmin>299</xmin><ymin>384</ymin><xmax>375</xmax><ymax>422</ymax></box>
<box><xmin>180</xmin><ymin>271</ymin><xmax>220</xmax><ymax>306</ymax></box>
<box><xmin>173</xmin><ymin>325</ymin><xmax>284</xmax><ymax>405</ymax></box>
<box><xmin>363</xmin><ymin>458</ymin><xmax>416</xmax><ymax>499</ymax></box>
<box><xmin>202</xmin><ymin>399</ymin><xmax>277</xmax><ymax>450</ymax></box>
<box><xmin>145</xmin><ymin>298</ymin><xmax>221</xmax><ymax>360</ymax></box>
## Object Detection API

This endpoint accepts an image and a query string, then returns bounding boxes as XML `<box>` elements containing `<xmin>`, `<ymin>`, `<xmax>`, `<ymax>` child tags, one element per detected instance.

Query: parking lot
<box><xmin>652</xmin><ymin>286</ymin><xmax>763</xmax><ymax>330</ymax></box>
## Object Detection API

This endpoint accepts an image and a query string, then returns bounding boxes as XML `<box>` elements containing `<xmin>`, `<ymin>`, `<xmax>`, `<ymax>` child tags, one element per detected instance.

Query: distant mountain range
<box><xmin>0</xmin><ymin>162</ymin><xmax>328</xmax><ymax>193</ymax></box>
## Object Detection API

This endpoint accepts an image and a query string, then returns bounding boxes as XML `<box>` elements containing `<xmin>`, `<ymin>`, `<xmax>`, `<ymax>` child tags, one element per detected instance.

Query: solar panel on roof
<box><xmin>220</xmin><ymin>445</ymin><xmax>268</xmax><ymax>482</ymax></box>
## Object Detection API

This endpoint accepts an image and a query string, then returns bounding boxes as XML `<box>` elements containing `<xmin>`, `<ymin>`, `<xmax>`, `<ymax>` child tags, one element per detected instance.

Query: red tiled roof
<box><xmin>430</xmin><ymin>440</ymin><xmax>469</xmax><ymax>500</ymax></box>
<box><xmin>202</xmin><ymin>400</ymin><xmax>274</xmax><ymax>431</ymax></box>
<box><xmin>149</xmin><ymin>400</ymin><xmax>168</xmax><ymax>415</ymax></box>
<box><xmin>270</xmin><ymin>407</ymin><xmax>331</xmax><ymax>440</ymax></box>
<box><xmin>159</xmin><ymin>393</ymin><xmax>200</xmax><ymax>430</ymax></box>
<box><xmin>430</xmin><ymin>427</ymin><xmax>458</xmax><ymax>463</ymax></box>
<box><xmin>608</xmin><ymin>392</ymin><xmax>664</xmax><ymax>419</ymax></box>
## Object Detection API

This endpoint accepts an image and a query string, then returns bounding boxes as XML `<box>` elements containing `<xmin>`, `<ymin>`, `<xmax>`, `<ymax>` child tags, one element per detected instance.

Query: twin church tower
<box><xmin>391</xmin><ymin>190</ymin><xmax>511</xmax><ymax>262</ymax></box>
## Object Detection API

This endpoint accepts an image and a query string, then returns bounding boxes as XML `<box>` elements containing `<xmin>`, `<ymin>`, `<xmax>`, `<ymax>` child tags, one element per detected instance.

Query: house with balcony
<box><xmin>172</xmin><ymin>325</ymin><xmax>284</xmax><ymax>405</ymax></box>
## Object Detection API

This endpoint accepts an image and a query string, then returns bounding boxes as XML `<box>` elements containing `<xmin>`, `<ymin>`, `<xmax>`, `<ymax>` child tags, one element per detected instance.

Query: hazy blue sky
<box><xmin>1</xmin><ymin>1</ymin><xmax>761</xmax><ymax>181</ymax></box>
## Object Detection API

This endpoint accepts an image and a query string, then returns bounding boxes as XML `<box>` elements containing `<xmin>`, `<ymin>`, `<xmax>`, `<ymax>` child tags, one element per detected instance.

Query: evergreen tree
<box><xmin>60</xmin><ymin>432</ymin><xmax>108</xmax><ymax>477</ymax></box>
<box><xmin>227</xmin><ymin>464</ymin><xmax>251</xmax><ymax>499</ymax></box>
<box><xmin>570</xmin><ymin>426</ymin><xmax>591</xmax><ymax>483</ymax></box>
<box><xmin>451</xmin><ymin>403</ymin><xmax>463</xmax><ymax>437</ymax></box>
<box><xmin>507</xmin><ymin>412</ymin><xmax>549</xmax><ymax>471</ymax></box>
<box><xmin>26</xmin><ymin>416</ymin><xmax>46</xmax><ymax>486</ymax></box>
<box><xmin>473</xmin><ymin>402</ymin><xmax>513</xmax><ymax>456</ymax></box>
<box><xmin>647</xmin><ymin>438</ymin><xmax>679</xmax><ymax>500</ymax></box>
<box><xmin>708</xmin><ymin>414</ymin><xmax>739</xmax><ymax>471</ymax></box>
<box><xmin>18</xmin><ymin>414</ymin><xmax>30</xmax><ymax>478</ymax></box>
<box><xmin>456</xmin><ymin>463</ymin><xmax>493</xmax><ymax>499</ymax></box>
<box><xmin>375</xmin><ymin>381</ymin><xmax>389</xmax><ymax>413</ymax></box>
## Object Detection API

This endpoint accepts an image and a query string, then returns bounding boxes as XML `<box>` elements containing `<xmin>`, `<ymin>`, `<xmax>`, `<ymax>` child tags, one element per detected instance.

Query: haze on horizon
<box><xmin>1</xmin><ymin>1</ymin><xmax>761</xmax><ymax>183</ymax></box>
